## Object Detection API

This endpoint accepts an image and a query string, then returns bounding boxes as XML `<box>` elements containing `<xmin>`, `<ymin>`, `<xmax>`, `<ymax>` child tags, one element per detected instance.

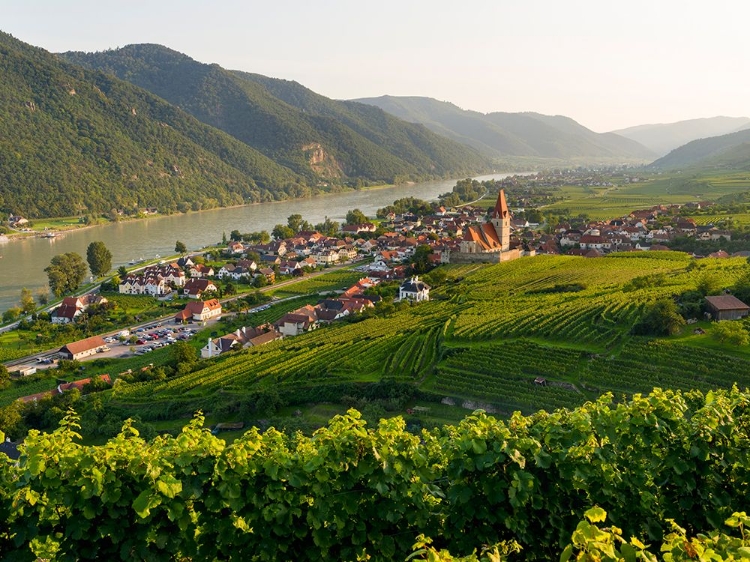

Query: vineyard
<box><xmin>268</xmin><ymin>269</ymin><xmax>364</xmax><ymax>298</ymax></box>
<box><xmin>2</xmin><ymin>389</ymin><xmax>750</xmax><ymax>560</ymax></box>
<box><xmin>103</xmin><ymin>252</ymin><xmax>750</xmax><ymax>421</ymax></box>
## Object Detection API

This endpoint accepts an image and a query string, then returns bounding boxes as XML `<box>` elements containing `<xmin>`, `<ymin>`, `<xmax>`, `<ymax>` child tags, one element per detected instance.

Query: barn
<box><xmin>705</xmin><ymin>295</ymin><xmax>750</xmax><ymax>321</ymax></box>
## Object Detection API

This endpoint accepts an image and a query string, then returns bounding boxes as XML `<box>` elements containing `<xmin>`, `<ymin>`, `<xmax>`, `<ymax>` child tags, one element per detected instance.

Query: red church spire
<box><xmin>492</xmin><ymin>189</ymin><xmax>509</xmax><ymax>219</ymax></box>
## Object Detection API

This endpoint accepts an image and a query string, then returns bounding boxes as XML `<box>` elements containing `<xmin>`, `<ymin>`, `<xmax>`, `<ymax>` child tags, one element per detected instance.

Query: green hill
<box><xmin>612</xmin><ymin>116</ymin><xmax>750</xmax><ymax>156</ymax></box>
<box><xmin>61</xmin><ymin>44</ymin><xmax>489</xmax><ymax>183</ymax></box>
<box><xmin>649</xmin><ymin>128</ymin><xmax>750</xmax><ymax>170</ymax></box>
<box><xmin>352</xmin><ymin>95</ymin><xmax>655</xmax><ymax>162</ymax></box>
<box><xmin>0</xmin><ymin>32</ymin><xmax>309</xmax><ymax>218</ymax></box>
<box><xmin>102</xmin><ymin>253</ymin><xmax>750</xmax><ymax>421</ymax></box>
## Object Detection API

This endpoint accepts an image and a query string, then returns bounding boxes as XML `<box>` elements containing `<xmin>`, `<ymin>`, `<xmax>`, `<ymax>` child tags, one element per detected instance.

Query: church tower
<box><xmin>490</xmin><ymin>189</ymin><xmax>511</xmax><ymax>251</ymax></box>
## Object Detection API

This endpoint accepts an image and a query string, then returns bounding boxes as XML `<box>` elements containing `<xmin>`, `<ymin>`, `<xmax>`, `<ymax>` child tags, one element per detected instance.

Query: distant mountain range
<box><xmin>3</xmin><ymin>29</ymin><xmax>747</xmax><ymax>219</ymax></box>
<box><xmin>352</xmin><ymin>96</ymin><xmax>655</xmax><ymax>161</ymax></box>
<box><xmin>612</xmin><ymin>117</ymin><xmax>750</xmax><ymax>156</ymax></box>
<box><xmin>60</xmin><ymin>45</ymin><xmax>487</xmax><ymax>187</ymax></box>
<box><xmin>649</xmin><ymin>128</ymin><xmax>750</xmax><ymax>170</ymax></box>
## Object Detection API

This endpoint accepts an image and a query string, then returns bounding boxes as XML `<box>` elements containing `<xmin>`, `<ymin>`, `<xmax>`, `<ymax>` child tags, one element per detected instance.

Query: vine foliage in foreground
<box><xmin>0</xmin><ymin>387</ymin><xmax>749</xmax><ymax>560</ymax></box>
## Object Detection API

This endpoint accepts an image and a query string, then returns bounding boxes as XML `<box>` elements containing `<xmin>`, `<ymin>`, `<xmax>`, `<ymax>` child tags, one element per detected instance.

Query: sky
<box><xmin>3</xmin><ymin>0</ymin><xmax>748</xmax><ymax>132</ymax></box>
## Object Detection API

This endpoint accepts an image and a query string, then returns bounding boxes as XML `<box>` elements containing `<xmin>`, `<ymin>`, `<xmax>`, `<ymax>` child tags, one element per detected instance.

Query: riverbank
<box><xmin>2</xmin><ymin>172</ymin><xmax>512</xmax><ymax>242</ymax></box>
<box><xmin>1</xmin><ymin>180</ymin><xmax>407</xmax><ymax>241</ymax></box>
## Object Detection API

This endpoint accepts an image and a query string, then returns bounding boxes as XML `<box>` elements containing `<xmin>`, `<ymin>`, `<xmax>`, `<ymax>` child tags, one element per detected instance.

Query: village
<box><xmin>7</xmin><ymin>184</ymin><xmax>747</xmax><ymax>385</ymax></box>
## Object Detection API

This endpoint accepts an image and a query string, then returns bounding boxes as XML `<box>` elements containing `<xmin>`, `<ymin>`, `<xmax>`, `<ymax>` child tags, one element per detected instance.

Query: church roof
<box><xmin>463</xmin><ymin>223</ymin><xmax>503</xmax><ymax>251</ymax></box>
<box><xmin>492</xmin><ymin>189</ymin><xmax>510</xmax><ymax>220</ymax></box>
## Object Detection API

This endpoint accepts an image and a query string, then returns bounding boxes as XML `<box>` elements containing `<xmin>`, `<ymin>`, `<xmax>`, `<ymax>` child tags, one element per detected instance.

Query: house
<box><xmin>226</xmin><ymin>241</ymin><xmax>245</xmax><ymax>255</ymax></box>
<box><xmin>189</xmin><ymin>264</ymin><xmax>215</xmax><ymax>278</ymax></box>
<box><xmin>183</xmin><ymin>279</ymin><xmax>218</xmax><ymax>298</ymax></box>
<box><xmin>705</xmin><ymin>295</ymin><xmax>750</xmax><ymax>321</ymax></box>
<box><xmin>399</xmin><ymin>276</ymin><xmax>430</xmax><ymax>302</ymax></box>
<box><xmin>50</xmin><ymin>294</ymin><xmax>109</xmax><ymax>324</ymax></box>
<box><xmin>175</xmin><ymin>299</ymin><xmax>222</xmax><ymax>322</ymax></box>
<box><xmin>200</xmin><ymin>324</ymin><xmax>282</xmax><ymax>358</ymax></box>
<box><xmin>278</xmin><ymin>260</ymin><xmax>302</xmax><ymax>276</ymax></box>
<box><xmin>216</xmin><ymin>264</ymin><xmax>252</xmax><ymax>281</ymax></box>
<box><xmin>258</xmin><ymin>267</ymin><xmax>275</xmax><ymax>284</ymax></box>
<box><xmin>59</xmin><ymin>336</ymin><xmax>108</xmax><ymax>360</ymax></box>
<box><xmin>176</xmin><ymin>256</ymin><xmax>196</xmax><ymax>269</ymax></box>
<box><xmin>119</xmin><ymin>264</ymin><xmax>184</xmax><ymax>296</ymax></box>
<box><xmin>275</xmin><ymin>305</ymin><xmax>319</xmax><ymax>337</ymax></box>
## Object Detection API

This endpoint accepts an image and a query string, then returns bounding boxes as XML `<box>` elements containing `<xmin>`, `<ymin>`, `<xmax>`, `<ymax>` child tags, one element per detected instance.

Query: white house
<box><xmin>399</xmin><ymin>276</ymin><xmax>430</xmax><ymax>302</ymax></box>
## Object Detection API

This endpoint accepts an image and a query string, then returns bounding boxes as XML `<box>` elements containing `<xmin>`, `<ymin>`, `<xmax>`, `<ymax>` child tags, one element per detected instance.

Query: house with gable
<box><xmin>398</xmin><ymin>276</ymin><xmax>431</xmax><ymax>302</ymax></box>
<box><xmin>201</xmin><ymin>324</ymin><xmax>282</xmax><ymax>358</ymax></box>
<box><xmin>174</xmin><ymin>299</ymin><xmax>222</xmax><ymax>322</ymax></box>
<box><xmin>59</xmin><ymin>336</ymin><xmax>108</xmax><ymax>360</ymax></box>
<box><xmin>183</xmin><ymin>279</ymin><xmax>219</xmax><ymax>298</ymax></box>
<box><xmin>50</xmin><ymin>294</ymin><xmax>108</xmax><ymax>324</ymax></box>
<box><xmin>275</xmin><ymin>305</ymin><xmax>319</xmax><ymax>337</ymax></box>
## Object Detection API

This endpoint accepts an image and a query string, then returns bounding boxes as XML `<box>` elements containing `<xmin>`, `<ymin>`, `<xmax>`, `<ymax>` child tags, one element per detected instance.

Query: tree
<box><xmin>2</xmin><ymin>307</ymin><xmax>21</xmax><ymax>323</ymax></box>
<box><xmin>346</xmin><ymin>209</ymin><xmax>368</xmax><ymax>225</ymax></box>
<box><xmin>697</xmin><ymin>273</ymin><xmax>723</xmax><ymax>296</ymax></box>
<box><xmin>712</xmin><ymin>321</ymin><xmax>749</xmax><ymax>346</ymax></box>
<box><xmin>272</xmin><ymin>224</ymin><xmax>294</xmax><ymax>240</ymax></box>
<box><xmin>44</xmin><ymin>252</ymin><xmax>87</xmax><ymax>297</ymax></box>
<box><xmin>411</xmin><ymin>245</ymin><xmax>434</xmax><ymax>274</ymax></box>
<box><xmin>287</xmin><ymin>214</ymin><xmax>311</xmax><ymax>234</ymax></box>
<box><xmin>315</xmin><ymin>217</ymin><xmax>340</xmax><ymax>237</ymax></box>
<box><xmin>175</xmin><ymin>240</ymin><xmax>187</xmax><ymax>254</ymax></box>
<box><xmin>631</xmin><ymin>299</ymin><xmax>685</xmax><ymax>336</ymax></box>
<box><xmin>86</xmin><ymin>241</ymin><xmax>112</xmax><ymax>277</ymax></box>
<box><xmin>0</xmin><ymin>363</ymin><xmax>9</xmax><ymax>389</ymax></box>
<box><xmin>117</xmin><ymin>266</ymin><xmax>129</xmax><ymax>278</ymax></box>
<box><xmin>230</xmin><ymin>230</ymin><xmax>242</xmax><ymax>242</ymax></box>
<box><xmin>36</xmin><ymin>288</ymin><xmax>49</xmax><ymax>306</ymax></box>
<box><xmin>20</xmin><ymin>288</ymin><xmax>35</xmax><ymax>314</ymax></box>
<box><xmin>171</xmin><ymin>341</ymin><xmax>197</xmax><ymax>366</ymax></box>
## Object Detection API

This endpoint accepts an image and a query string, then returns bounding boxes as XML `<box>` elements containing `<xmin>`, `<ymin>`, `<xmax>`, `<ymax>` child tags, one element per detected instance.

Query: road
<box><xmin>3</xmin><ymin>260</ymin><xmax>362</xmax><ymax>373</ymax></box>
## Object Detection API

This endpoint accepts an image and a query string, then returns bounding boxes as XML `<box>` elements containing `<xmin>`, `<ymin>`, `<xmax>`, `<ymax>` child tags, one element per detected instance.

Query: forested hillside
<box><xmin>0</xmin><ymin>32</ymin><xmax>308</xmax><ymax>218</ymax></box>
<box><xmin>353</xmin><ymin>95</ymin><xmax>654</xmax><ymax>161</ymax></box>
<box><xmin>61</xmin><ymin>44</ymin><xmax>488</xmax><ymax>184</ymax></box>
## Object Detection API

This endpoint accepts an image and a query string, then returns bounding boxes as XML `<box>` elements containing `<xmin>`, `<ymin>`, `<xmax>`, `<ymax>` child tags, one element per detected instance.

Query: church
<box><xmin>442</xmin><ymin>189</ymin><xmax>524</xmax><ymax>264</ymax></box>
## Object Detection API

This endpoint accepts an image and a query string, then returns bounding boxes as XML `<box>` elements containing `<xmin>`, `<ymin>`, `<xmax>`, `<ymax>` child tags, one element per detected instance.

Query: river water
<box><xmin>1</xmin><ymin>173</ymin><xmax>520</xmax><ymax>313</ymax></box>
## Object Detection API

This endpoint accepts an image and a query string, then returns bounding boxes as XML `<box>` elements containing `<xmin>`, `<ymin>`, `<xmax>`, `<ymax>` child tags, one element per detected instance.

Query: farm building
<box><xmin>705</xmin><ymin>295</ymin><xmax>750</xmax><ymax>321</ymax></box>
<box><xmin>59</xmin><ymin>336</ymin><xmax>108</xmax><ymax>360</ymax></box>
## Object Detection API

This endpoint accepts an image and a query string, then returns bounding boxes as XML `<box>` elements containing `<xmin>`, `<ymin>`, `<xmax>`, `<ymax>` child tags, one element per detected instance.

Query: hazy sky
<box><xmin>4</xmin><ymin>0</ymin><xmax>748</xmax><ymax>132</ymax></box>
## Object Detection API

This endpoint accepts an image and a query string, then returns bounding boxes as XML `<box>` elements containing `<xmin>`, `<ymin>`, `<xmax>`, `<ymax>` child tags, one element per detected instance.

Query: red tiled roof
<box><xmin>60</xmin><ymin>336</ymin><xmax>107</xmax><ymax>356</ymax></box>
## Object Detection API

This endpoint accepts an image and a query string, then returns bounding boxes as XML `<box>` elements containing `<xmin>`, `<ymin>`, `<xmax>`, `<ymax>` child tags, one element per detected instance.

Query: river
<box><xmin>1</xmin><ymin>173</ymin><xmax>522</xmax><ymax>313</ymax></box>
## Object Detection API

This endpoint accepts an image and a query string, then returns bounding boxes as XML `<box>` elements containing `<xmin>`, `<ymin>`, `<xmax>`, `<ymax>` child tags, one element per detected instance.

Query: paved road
<box><xmin>3</xmin><ymin>260</ymin><xmax>363</xmax><ymax>373</ymax></box>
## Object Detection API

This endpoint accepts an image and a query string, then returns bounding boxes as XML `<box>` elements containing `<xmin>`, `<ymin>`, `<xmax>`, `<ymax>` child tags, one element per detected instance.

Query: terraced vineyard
<box><xmin>109</xmin><ymin>253</ymin><xmax>750</xmax><ymax>419</ymax></box>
